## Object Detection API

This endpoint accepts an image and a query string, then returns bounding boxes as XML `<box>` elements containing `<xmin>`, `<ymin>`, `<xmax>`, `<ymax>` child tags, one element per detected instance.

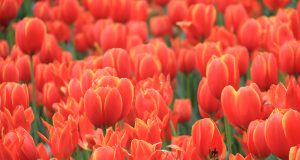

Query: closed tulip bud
<box><xmin>84</xmin><ymin>76</ymin><xmax>134</xmax><ymax>127</ymax></box>
<box><xmin>135</xmin><ymin>54</ymin><xmax>162</xmax><ymax>80</ymax></box>
<box><xmin>110</xmin><ymin>0</ymin><xmax>132</xmax><ymax>22</ymax></box>
<box><xmin>229</xmin><ymin>153</ymin><xmax>253</xmax><ymax>160</ymax></box>
<box><xmin>195</xmin><ymin>42</ymin><xmax>223</xmax><ymax>76</ymax></box>
<box><xmin>221</xmin><ymin>83</ymin><xmax>262</xmax><ymax>129</ymax></box>
<box><xmin>279</xmin><ymin>40</ymin><xmax>300</xmax><ymax>74</ymax></box>
<box><xmin>87</xmin><ymin>0</ymin><xmax>110</xmax><ymax>19</ymax></box>
<box><xmin>188</xmin><ymin>4</ymin><xmax>217</xmax><ymax>37</ymax></box>
<box><xmin>100</xmin><ymin>23</ymin><xmax>127</xmax><ymax>51</ymax></box>
<box><xmin>263</xmin><ymin>0</ymin><xmax>290</xmax><ymax>11</ymax></box>
<box><xmin>282</xmin><ymin>109</ymin><xmax>300</xmax><ymax>146</ymax></box>
<box><xmin>173</xmin><ymin>99</ymin><xmax>192</xmax><ymax>122</ymax></box>
<box><xmin>238</xmin><ymin>19</ymin><xmax>262</xmax><ymax>50</ymax></box>
<box><xmin>38</xmin><ymin>34</ymin><xmax>62</xmax><ymax>63</ymax></box>
<box><xmin>276</xmin><ymin>9</ymin><xmax>300</xmax><ymax>40</ymax></box>
<box><xmin>43</xmin><ymin>82</ymin><xmax>62</xmax><ymax>112</ymax></box>
<box><xmin>192</xmin><ymin>118</ymin><xmax>226</xmax><ymax>159</ymax></box>
<box><xmin>0</xmin><ymin>82</ymin><xmax>29</xmax><ymax>113</ymax></box>
<box><xmin>131</xmin><ymin>139</ymin><xmax>155</xmax><ymax>160</ymax></box>
<box><xmin>68</xmin><ymin>78</ymin><xmax>83</xmax><ymax>102</ymax></box>
<box><xmin>0</xmin><ymin>40</ymin><xmax>8</xmax><ymax>59</ymax></box>
<box><xmin>58</xmin><ymin>0</ymin><xmax>80</xmax><ymax>24</ymax></box>
<box><xmin>206</xmin><ymin>27</ymin><xmax>237</xmax><ymax>48</ymax></box>
<box><xmin>289</xmin><ymin>145</ymin><xmax>300</xmax><ymax>160</ymax></box>
<box><xmin>0</xmin><ymin>0</ymin><xmax>21</xmax><ymax>27</ymax></box>
<box><xmin>177</xmin><ymin>48</ymin><xmax>197</xmax><ymax>73</ymax></box>
<box><xmin>103</xmin><ymin>48</ymin><xmax>132</xmax><ymax>78</ymax></box>
<box><xmin>2</xmin><ymin>62</ymin><xmax>19</xmax><ymax>82</ymax></box>
<box><xmin>150</xmin><ymin>16</ymin><xmax>173</xmax><ymax>37</ymax></box>
<box><xmin>225</xmin><ymin>45</ymin><xmax>249</xmax><ymax>76</ymax></box>
<box><xmin>47</xmin><ymin>20</ymin><xmax>70</xmax><ymax>42</ymax></box>
<box><xmin>264</xmin><ymin>109</ymin><xmax>291</xmax><ymax>159</ymax></box>
<box><xmin>251</xmin><ymin>52</ymin><xmax>278</xmax><ymax>91</ymax></box>
<box><xmin>33</xmin><ymin>1</ymin><xmax>52</xmax><ymax>21</ymax></box>
<box><xmin>207</xmin><ymin>54</ymin><xmax>240</xmax><ymax>99</ymax></box>
<box><xmin>130</xmin><ymin>0</ymin><xmax>148</xmax><ymax>21</ymax></box>
<box><xmin>15</xmin><ymin>17</ymin><xmax>47</xmax><ymax>54</ymax></box>
<box><xmin>127</xmin><ymin>21</ymin><xmax>148</xmax><ymax>42</ymax></box>
<box><xmin>224</xmin><ymin>4</ymin><xmax>248</xmax><ymax>33</ymax></box>
<box><xmin>197</xmin><ymin>78</ymin><xmax>222</xmax><ymax>120</ymax></box>
<box><xmin>16</xmin><ymin>55</ymin><xmax>31</xmax><ymax>82</ymax></box>
<box><xmin>167</xmin><ymin>0</ymin><xmax>188</xmax><ymax>24</ymax></box>
<box><xmin>247</xmin><ymin>120</ymin><xmax>271</xmax><ymax>158</ymax></box>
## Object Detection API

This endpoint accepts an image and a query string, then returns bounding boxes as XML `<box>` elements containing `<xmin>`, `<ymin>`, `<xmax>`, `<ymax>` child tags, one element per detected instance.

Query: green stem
<box><xmin>186</xmin><ymin>73</ymin><xmax>191</xmax><ymax>99</ymax></box>
<box><xmin>30</xmin><ymin>55</ymin><xmax>39</xmax><ymax>144</ymax></box>
<box><xmin>224</xmin><ymin>116</ymin><xmax>233</xmax><ymax>154</ymax></box>
<box><xmin>169</xmin><ymin>120</ymin><xmax>177</xmax><ymax>137</ymax></box>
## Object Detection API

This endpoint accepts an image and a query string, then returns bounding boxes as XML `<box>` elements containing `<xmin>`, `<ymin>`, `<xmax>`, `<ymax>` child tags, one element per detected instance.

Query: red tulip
<box><xmin>150</xmin><ymin>16</ymin><xmax>173</xmax><ymax>37</ymax></box>
<box><xmin>91</xmin><ymin>146</ymin><xmax>126</xmax><ymax>160</ymax></box>
<box><xmin>15</xmin><ymin>17</ymin><xmax>47</xmax><ymax>54</ymax></box>
<box><xmin>238</xmin><ymin>19</ymin><xmax>262</xmax><ymax>50</ymax></box>
<box><xmin>221</xmin><ymin>83</ymin><xmax>262</xmax><ymax>129</ymax></box>
<box><xmin>131</xmin><ymin>139</ymin><xmax>156</xmax><ymax>160</ymax></box>
<box><xmin>33</xmin><ymin>1</ymin><xmax>52</xmax><ymax>21</ymax></box>
<box><xmin>84</xmin><ymin>76</ymin><xmax>134</xmax><ymax>127</ymax></box>
<box><xmin>250</xmin><ymin>52</ymin><xmax>278</xmax><ymax>91</ymax></box>
<box><xmin>279</xmin><ymin>40</ymin><xmax>300</xmax><ymax>74</ymax></box>
<box><xmin>0</xmin><ymin>40</ymin><xmax>8</xmax><ymax>59</ymax></box>
<box><xmin>247</xmin><ymin>120</ymin><xmax>270</xmax><ymax>158</ymax></box>
<box><xmin>224</xmin><ymin>4</ymin><xmax>248</xmax><ymax>33</ymax></box>
<box><xmin>38</xmin><ymin>34</ymin><xmax>62</xmax><ymax>63</ymax></box>
<box><xmin>225</xmin><ymin>45</ymin><xmax>249</xmax><ymax>76</ymax></box>
<box><xmin>173</xmin><ymin>99</ymin><xmax>192</xmax><ymax>122</ymax></box>
<box><xmin>167</xmin><ymin>0</ymin><xmax>188</xmax><ymax>24</ymax></box>
<box><xmin>0</xmin><ymin>0</ymin><xmax>22</xmax><ymax>27</ymax></box>
<box><xmin>46</xmin><ymin>20</ymin><xmax>70</xmax><ymax>42</ymax></box>
<box><xmin>206</xmin><ymin>54</ymin><xmax>240</xmax><ymax>99</ymax></box>
<box><xmin>130</xmin><ymin>0</ymin><xmax>149</xmax><ymax>21</ymax></box>
<box><xmin>100</xmin><ymin>23</ymin><xmax>127</xmax><ymax>51</ymax></box>
<box><xmin>177</xmin><ymin>48</ymin><xmax>197</xmax><ymax>73</ymax></box>
<box><xmin>282</xmin><ymin>109</ymin><xmax>300</xmax><ymax>146</ymax></box>
<box><xmin>16</xmin><ymin>55</ymin><xmax>31</xmax><ymax>82</ymax></box>
<box><xmin>276</xmin><ymin>9</ymin><xmax>300</xmax><ymax>39</ymax></box>
<box><xmin>87</xmin><ymin>0</ymin><xmax>110</xmax><ymax>19</ymax></box>
<box><xmin>37</xmin><ymin>143</ymin><xmax>50</xmax><ymax>160</ymax></box>
<box><xmin>110</xmin><ymin>0</ymin><xmax>132</xmax><ymax>22</ymax></box>
<box><xmin>229</xmin><ymin>153</ymin><xmax>253</xmax><ymax>160</ymax></box>
<box><xmin>206</xmin><ymin>26</ymin><xmax>237</xmax><ymax>48</ymax></box>
<box><xmin>133</xmin><ymin>118</ymin><xmax>162</xmax><ymax>145</ymax></box>
<box><xmin>2</xmin><ymin>62</ymin><xmax>19</xmax><ymax>82</ymax></box>
<box><xmin>42</xmin><ymin>82</ymin><xmax>63</xmax><ymax>112</ymax></box>
<box><xmin>197</xmin><ymin>78</ymin><xmax>222</xmax><ymax>120</ymax></box>
<box><xmin>263</xmin><ymin>0</ymin><xmax>290</xmax><ymax>10</ymax></box>
<box><xmin>191</xmin><ymin>118</ymin><xmax>226</xmax><ymax>159</ymax></box>
<box><xmin>289</xmin><ymin>145</ymin><xmax>300</xmax><ymax>160</ymax></box>
<box><xmin>58</xmin><ymin>0</ymin><xmax>80</xmax><ymax>24</ymax></box>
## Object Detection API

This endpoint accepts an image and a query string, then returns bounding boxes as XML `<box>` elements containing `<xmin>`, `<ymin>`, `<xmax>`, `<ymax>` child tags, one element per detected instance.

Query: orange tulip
<box><xmin>238</xmin><ymin>19</ymin><xmax>262</xmax><ymax>50</ymax></box>
<box><xmin>167</xmin><ymin>0</ymin><xmax>188</xmax><ymax>24</ymax></box>
<box><xmin>2</xmin><ymin>62</ymin><xmax>19</xmax><ymax>82</ymax></box>
<box><xmin>130</xmin><ymin>0</ymin><xmax>149</xmax><ymax>21</ymax></box>
<box><xmin>130</xmin><ymin>139</ymin><xmax>156</xmax><ymax>160</ymax></box>
<box><xmin>46</xmin><ymin>20</ymin><xmax>70</xmax><ymax>42</ymax></box>
<box><xmin>197</xmin><ymin>78</ymin><xmax>222</xmax><ymax>120</ymax></box>
<box><xmin>289</xmin><ymin>145</ymin><xmax>300</xmax><ymax>160</ymax></box>
<box><xmin>84</xmin><ymin>76</ymin><xmax>134</xmax><ymax>127</ymax></box>
<box><xmin>15</xmin><ymin>17</ymin><xmax>47</xmax><ymax>54</ymax></box>
<box><xmin>134</xmin><ymin>54</ymin><xmax>162</xmax><ymax>80</ymax></box>
<box><xmin>250</xmin><ymin>52</ymin><xmax>278</xmax><ymax>91</ymax></box>
<box><xmin>173</xmin><ymin>99</ymin><xmax>192</xmax><ymax>122</ymax></box>
<box><xmin>191</xmin><ymin>118</ymin><xmax>226</xmax><ymax>159</ymax></box>
<box><xmin>42</xmin><ymin>82</ymin><xmax>63</xmax><ymax>112</ymax></box>
<box><xmin>195</xmin><ymin>42</ymin><xmax>223</xmax><ymax>76</ymax></box>
<box><xmin>229</xmin><ymin>153</ymin><xmax>253</xmax><ymax>160</ymax></box>
<box><xmin>264</xmin><ymin>109</ymin><xmax>291</xmax><ymax>159</ymax></box>
<box><xmin>150</xmin><ymin>16</ymin><xmax>173</xmax><ymax>37</ymax></box>
<box><xmin>225</xmin><ymin>45</ymin><xmax>249</xmax><ymax>76</ymax></box>
<box><xmin>276</xmin><ymin>9</ymin><xmax>300</xmax><ymax>40</ymax></box>
<box><xmin>38</xmin><ymin>34</ymin><xmax>62</xmax><ymax>63</ymax></box>
<box><xmin>282</xmin><ymin>109</ymin><xmax>300</xmax><ymax>146</ymax></box>
<box><xmin>279</xmin><ymin>40</ymin><xmax>300</xmax><ymax>74</ymax></box>
<box><xmin>33</xmin><ymin>1</ymin><xmax>52</xmax><ymax>21</ymax></box>
<box><xmin>100</xmin><ymin>23</ymin><xmax>127</xmax><ymax>51</ymax></box>
<box><xmin>110</xmin><ymin>0</ymin><xmax>132</xmax><ymax>22</ymax></box>
<box><xmin>91</xmin><ymin>146</ymin><xmax>127</xmax><ymax>160</ymax></box>
<box><xmin>247</xmin><ymin>120</ymin><xmax>270</xmax><ymax>158</ymax></box>
<box><xmin>221</xmin><ymin>83</ymin><xmax>262</xmax><ymax>129</ymax></box>
<box><xmin>58</xmin><ymin>0</ymin><xmax>80</xmax><ymax>24</ymax></box>
<box><xmin>263</xmin><ymin>0</ymin><xmax>290</xmax><ymax>10</ymax></box>
<box><xmin>127</xmin><ymin>21</ymin><xmax>148</xmax><ymax>42</ymax></box>
<box><xmin>133</xmin><ymin>118</ymin><xmax>162</xmax><ymax>145</ymax></box>
<box><xmin>0</xmin><ymin>82</ymin><xmax>29</xmax><ymax>113</ymax></box>
<box><xmin>87</xmin><ymin>0</ymin><xmax>110</xmax><ymax>19</ymax></box>
<box><xmin>206</xmin><ymin>54</ymin><xmax>240</xmax><ymax>99</ymax></box>
<box><xmin>102</xmin><ymin>48</ymin><xmax>132</xmax><ymax>78</ymax></box>
<box><xmin>0</xmin><ymin>40</ymin><xmax>8</xmax><ymax>59</ymax></box>
<box><xmin>177</xmin><ymin>48</ymin><xmax>197</xmax><ymax>73</ymax></box>
<box><xmin>0</xmin><ymin>0</ymin><xmax>22</xmax><ymax>27</ymax></box>
<box><xmin>206</xmin><ymin>26</ymin><xmax>237</xmax><ymax>48</ymax></box>
<box><xmin>16</xmin><ymin>55</ymin><xmax>31</xmax><ymax>82</ymax></box>
<box><xmin>224</xmin><ymin>4</ymin><xmax>248</xmax><ymax>33</ymax></box>
<box><xmin>67</xmin><ymin>78</ymin><xmax>83</xmax><ymax>102</ymax></box>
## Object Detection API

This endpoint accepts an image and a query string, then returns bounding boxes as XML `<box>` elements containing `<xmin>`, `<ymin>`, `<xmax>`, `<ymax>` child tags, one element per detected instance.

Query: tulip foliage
<box><xmin>1</xmin><ymin>0</ymin><xmax>300</xmax><ymax>159</ymax></box>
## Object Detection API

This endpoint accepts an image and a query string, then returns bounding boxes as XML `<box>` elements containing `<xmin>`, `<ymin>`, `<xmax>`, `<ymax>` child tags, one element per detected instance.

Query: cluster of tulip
<box><xmin>1</xmin><ymin>0</ymin><xmax>300</xmax><ymax>159</ymax></box>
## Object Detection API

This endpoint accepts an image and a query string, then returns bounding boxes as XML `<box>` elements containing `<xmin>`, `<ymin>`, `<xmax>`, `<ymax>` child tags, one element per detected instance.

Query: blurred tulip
<box><xmin>225</xmin><ymin>45</ymin><xmax>249</xmax><ymax>76</ymax></box>
<box><xmin>221</xmin><ymin>83</ymin><xmax>262</xmax><ymax>129</ymax></box>
<box><xmin>289</xmin><ymin>145</ymin><xmax>300</xmax><ymax>160</ymax></box>
<box><xmin>263</xmin><ymin>0</ymin><xmax>290</xmax><ymax>11</ymax></box>
<box><xmin>177</xmin><ymin>48</ymin><xmax>197</xmax><ymax>73</ymax></box>
<box><xmin>127</xmin><ymin>21</ymin><xmax>148</xmax><ymax>42</ymax></box>
<box><xmin>251</xmin><ymin>52</ymin><xmax>278</xmax><ymax>91</ymax></box>
<box><xmin>167</xmin><ymin>0</ymin><xmax>188</xmax><ymax>24</ymax></box>
<box><xmin>0</xmin><ymin>40</ymin><xmax>8</xmax><ymax>59</ymax></box>
<box><xmin>238</xmin><ymin>19</ymin><xmax>262</xmax><ymax>50</ymax></box>
<box><xmin>37</xmin><ymin>143</ymin><xmax>50</xmax><ymax>160</ymax></box>
<box><xmin>87</xmin><ymin>0</ymin><xmax>110</xmax><ymax>19</ymax></box>
<box><xmin>15</xmin><ymin>17</ymin><xmax>47</xmax><ymax>54</ymax></box>
<box><xmin>247</xmin><ymin>120</ymin><xmax>270</xmax><ymax>158</ymax></box>
<box><xmin>91</xmin><ymin>146</ymin><xmax>126</xmax><ymax>160</ymax></box>
<box><xmin>43</xmin><ymin>82</ymin><xmax>63</xmax><ymax>112</ymax></box>
<box><xmin>46</xmin><ymin>20</ymin><xmax>70</xmax><ymax>42</ymax></box>
<box><xmin>195</xmin><ymin>42</ymin><xmax>223</xmax><ymax>76</ymax></box>
<box><xmin>192</xmin><ymin>118</ymin><xmax>226</xmax><ymax>159</ymax></box>
<box><xmin>38</xmin><ymin>34</ymin><xmax>62</xmax><ymax>63</ymax></box>
<box><xmin>33</xmin><ymin>1</ymin><xmax>52</xmax><ymax>21</ymax></box>
<box><xmin>130</xmin><ymin>0</ymin><xmax>148</xmax><ymax>21</ymax></box>
<box><xmin>16</xmin><ymin>55</ymin><xmax>31</xmax><ymax>82</ymax></box>
<box><xmin>0</xmin><ymin>0</ymin><xmax>22</xmax><ymax>27</ymax></box>
<box><xmin>197</xmin><ymin>78</ymin><xmax>222</xmax><ymax>120</ymax></box>
<box><xmin>110</xmin><ymin>0</ymin><xmax>132</xmax><ymax>22</ymax></box>
<box><xmin>206</xmin><ymin>27</ymin><xmax>237</xmax><ymax>48</ymax></box>
<box><xmin>2</xmin><ymin>62</ymin><xmax>19</xmax><ymax>82</ymax></box>
<box><xmin>100</xmin><ymin>23</ymin><xmax>127</xmax><ymax>51</ymax></box>
<box><xmin>276</xmin><ymin>9</ymin><xmax>300</xmax><ymax>40</ymax></box>
<box><xmin>131</xmin><ymin>139</ymin><xmax>156</xmax><ymax>160</ymax></box>
<box><xmin>84</xmin><ymin>76</ymin><xmax>134</xmax><ymax>127</ymax></box>
<box><xmin>74</xmin><ymin>33</ymin><xmax>89</xmax><ymax>53</ymax></box>
<box><xmin>229</xmin><ymin>153</ymin><xmax>253</xmax><ymax>160</ymax></box>
<box><xmin>58</xmin><ymin>0</ymin><xmax>80</xmax><ymax>24</ymax></box>
<box><xmin>279</xmin><ymin>40</ymin><xmax>300</xmax><ymax>74</ymax></box>
<box><xmin>173</xmin><ymin>99</ymin><xmax>192</xmax><ymax>122</ymax></box>
<box><xmin>282</xmin><ymin>109</ymin><xmax>300</xmax><ymax>146</ymax></box>
<box><xmin>206</xmin><ymin>54</ymin><xmax>240</xmax><ymax>98</ymax></box>
<box><xmin>224</xmin><ymin>4</ymin><xmax>248</xmax><ymax>33</ymax></box>
<box><xmin>150</xmin><ymin>16</ymin><xmax>173</xmax><ymax>37</ymax></box>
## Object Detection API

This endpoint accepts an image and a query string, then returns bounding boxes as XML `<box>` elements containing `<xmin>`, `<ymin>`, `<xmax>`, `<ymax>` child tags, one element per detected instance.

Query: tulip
<box><xmin>58</xmin><ymin>0</ymin><xmax>80</xmax><ymax>24</ymax></box>
<box><xmin>279</xmin><ymin>40</ymin><xmax>300</xmax><ymax>74</ymax></box>
<box><xmin>238</xmin><ymin>19</ymin><xmax>262</xmax><ymax>50</ymax></box>
<box><xmin>206</xmin><ymin>27</ymin><xmax>237</xmax><ymax>48</ymax></box>
<box><xmin>247</xmin><ymin>120</ymin><xmax>270</xmax><ymax>158</ymax></box>
<box><xmin>37</xmin><ymin>143</ymin><xmax>50</xmax><ymax>160</ymax></box>
<box><xmin>134</xmin><ymin>54</ymin><xmax>162</xmax><ymax>80</ymax></box>
<box><xmin>224</xmin><ymin>4</ymin><xmax>248</xmax><ymax>33</ymax></box>
<box><xmin>225</xmin><ymin>45</ymin><xmax>249</xmax><ymax>76</ymax></box>
<box><xmin>91</xmin><ymin>146</ymin><xmax>126</xmax><ymax>160</ymax></box>
<box><xmin>0</xmin><ymin>82</ymin><xmax>29</xmax><ymax>113</ymax></box>
<box><xmin>276</xmin><ymin>9</ymin><xmax>300</xmax><ymax>40</ymax></box>
<box><xmin>250</xmin><ymin>52</ymin><xmax>278</xmax><ymax>91</ymax></box>
<box><xmin>100</xmin><ymin>23</ymin><xmax>127</xmax><ymax>51</ymax></box>
<box><xmin>15</xmin><ymin>17</ymin><xmax>47</xmax><ymax>55</ymax></box>
<box><xmin>87</xmin><ymin>0</ymin><xmax>110</xmax><ymax>19</ymax></box>
<box><xmin>177</xmin><ymin>48</ymin><xmax>197</xmax><ymax>73</ymax></box>
<box><xmin>167</xmin><ymin>0</ymin><xmax>188</xmax><ymax>24</ymax></box>
<box><xmin>130</xmin><ymin>0</ymin><xmax>148</xmax><ymax>21</ymax></box>
<box><xmin>263</xmin><ymin>0</ymin><xmax>290</xmax><ymax>11</ymax></box>
<box><xmin>46</xmin><ymin>20</ymin><xmax>70</xmax><ymax>42</ymax></box>
<box><xmin>16</xmin><ymin>55</ymin><xmax>31</xmax><ymax>82</ymax></box>
<box><xmin>0</xmin><ymin>40</ymin><xmax>8</xmax><ymax>59</ymax></box>
<box><xmin>130</xmin><ymin>139</ymin><xmax>156</xmax><ymax>160</ymax></box>
<box><xmin>197</xmin><ymin>78</ymin><xmax>222</xmax><ymax>119</ymax></box>
<box><xmin>102</xmin><ymin>48</ymin><xmax>132</xmax><ymax>78</ymax></box>
<box><xmin>2</xmin><ymin>62</ymin><xmax>19</xmax><ymax>82</ymax></box>
<box><xmin>110</xmin><ymin>0</ymin><xmax>132</xmax><ymax>22</ymax></box>
<box><xmin>195</xmin><ymin>42</ymin><xmax>223</xmax><ymax>76</ymax></box>
<box><xmin>282</xmin><ymin>109</ymin><xmax>300</xmax><ymax>146</ymax></box>
<box><xmin>134</xmin><ymin>118</ymin><xmax>162</xmax><ymax>145</ymax></box>
<box><xmin>285</xmin><ymin>78</ymin><xmax>300</xmax><ymax>112</ymax></box>
<box><xmin>0</xmin><ymin>0</ymin><xmax>22</xmax><ymax>27</ymax></box>
<box><xmin>206</xmin><ymin>54</ymin><xmax>240</xmax><ymax>99</ymax></box>
<box><xmin>74</xmin><ymin>33</ymin><xmax>89</xmax><ymax>53</ymax></box>
<box><xmin>33</xmin><ymin>1</ymin><xmax>52</xmax><ymax>21</ymax></box>
<box><xmin>229</xmin><ymin>153</ymin><xmax>253</xmax><ymax>160</ymax></box>
<box><xmin>173</xmin><ymin>99</ymin><xmax>192</xmax><ymax>122</ymax></box>
<box><xmin>127</xmin><ymin>21</ymin><xmax>148</xmax><ymax>42</ymax></box>
<box><xmin>150</xmin><ymin>16</ymin><xmax>173</xmax><ymax>37</ymax></box>
<box><xmin>42</xmin><ymin>82</ymin><xmax>63</xmax><ymax>112</ymax></box>
<box><xmin>289</xmin><ymin>145</ymin><xmax>300</xmax><ymax>160</ymax></box>
<box><xmin>264</xmin><ymin>109</ymin><xmax>291</xmax><ymax>159</ymax></box>
<box><xmin>84</xmin><ymin>76</ymin><xmax>134</xmax><ymax>127</ymax></box>
<box><xmin>68</xmin><ymin>78</ymin><xmax>83</xmax><ymax>102</ymax></box>
<box><xmin>38</xmin><ymin>34</ymin><xmax>62</xmax><ymax>63</ymax></box>
<box><xmin>221</xmin><ymin>83</ymin><xmax>262</xmax><ymax>129</ymax></box>
<box><xmin>191</xmin><ymin>118</ymin><xmax>226</xmax><ymax>159</ymax></box>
